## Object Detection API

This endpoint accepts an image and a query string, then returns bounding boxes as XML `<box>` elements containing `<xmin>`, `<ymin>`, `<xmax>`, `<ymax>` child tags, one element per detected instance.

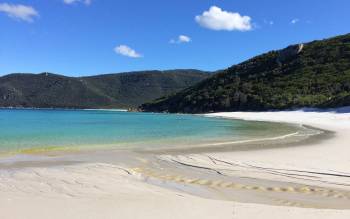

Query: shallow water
<box><xmin>0</xmin><ymin>109</ymin><xmax>302</xmax><ymax>153</ymax></box>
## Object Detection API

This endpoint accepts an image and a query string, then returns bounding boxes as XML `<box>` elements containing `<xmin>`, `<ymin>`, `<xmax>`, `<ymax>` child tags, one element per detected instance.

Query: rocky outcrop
<box><xmin>277</xmin><ymin>44</ymin><xmax>304</xmax><ymax>64</ymax></box>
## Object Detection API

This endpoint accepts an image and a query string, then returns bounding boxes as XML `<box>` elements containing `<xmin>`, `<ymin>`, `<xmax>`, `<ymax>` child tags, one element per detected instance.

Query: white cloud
<box><xmin>0</xmin><ymin>3</ymin><xmax>38</xmax><ymax>22</ymax></box>
<box><xmin>114</xmin><ymin>45</ymin><xmax>142</xmax><ymax>58</ymax></box>
<box><xmin>195</xmin><ymin>6</ymin><xmax>252</xmax><ymax>31</ymax></box>
<box><xmin>179</xmin><ymin>35</ymin><xmax>191</xmax><ymax>43</ymax></box>
<box><xmin>63</xmin><ymin>0</ymin><xmax>92</xmax><ymax>6</ymax></box>
<box><xmin>263</xmin><ymin>19</ymin><xmax>274</xmax><ymax>26</ymax></box>
<box><xmin>170</xmin><ymin>35</ymin><xmax>191</xmax><ymax>44</ymax></box>
<box><xmin>267</xmin><ymin>20</ymin><xmax>274</xmax><ymax>25</ymax></box>
<box><xmin>291</xmin><ymin>18</ymin><xmax>299</xmax><ymax>24</ymax></box>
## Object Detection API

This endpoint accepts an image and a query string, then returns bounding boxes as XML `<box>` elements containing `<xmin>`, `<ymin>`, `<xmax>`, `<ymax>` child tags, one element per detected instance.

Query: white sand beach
<box><xmin>1</xmin><ymin>108</ymin><xmax>350</xmax><ymax>219</ymax></box>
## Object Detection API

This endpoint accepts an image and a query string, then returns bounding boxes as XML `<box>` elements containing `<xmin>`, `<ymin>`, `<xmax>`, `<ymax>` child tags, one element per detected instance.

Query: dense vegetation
<box><xmin>0</xmin><ymin>70</ymin><xmax>209</xmax><ymax>109</ymax></box>
<box><xmin>140</xmin><ymin>33</ymin><xmax>350</xmax><ymax>113</ymax></box>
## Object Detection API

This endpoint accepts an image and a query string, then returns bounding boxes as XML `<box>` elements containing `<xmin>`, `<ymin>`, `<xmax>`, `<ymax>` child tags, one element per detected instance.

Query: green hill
<box><xmin>0</xmin><ymin>70</ymin><xmax>209</xmax><ymax>109</ymax></box>
<box><xmin>140</xmin><ymin>33</ymin><xmax>350</xmax><ymax>113</ymax></box>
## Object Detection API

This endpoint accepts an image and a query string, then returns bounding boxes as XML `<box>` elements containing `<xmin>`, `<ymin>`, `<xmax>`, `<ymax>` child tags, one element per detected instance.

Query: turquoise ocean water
<box><xmin>0</xmin><ymin>109</ymin><xmax>300</xmax><ymax>153</ymax></box>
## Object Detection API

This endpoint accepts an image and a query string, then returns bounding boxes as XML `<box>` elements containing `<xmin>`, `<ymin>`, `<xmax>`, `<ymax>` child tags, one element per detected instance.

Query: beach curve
<box><xmin>0</xmin><ymin>108</ymin><xmax>350</xmax><ymax>218</ymax></box>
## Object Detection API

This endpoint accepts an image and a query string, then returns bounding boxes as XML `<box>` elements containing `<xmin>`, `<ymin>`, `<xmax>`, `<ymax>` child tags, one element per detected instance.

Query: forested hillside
<box><xmin>0</xmin><ymin>70</ymin><xmax>209</xmax><ymax>109</ymax></box>
<box><xmin>140</xmin><ymin>33</ymin><xmax>350</xmax><ymax>113</ymax></box>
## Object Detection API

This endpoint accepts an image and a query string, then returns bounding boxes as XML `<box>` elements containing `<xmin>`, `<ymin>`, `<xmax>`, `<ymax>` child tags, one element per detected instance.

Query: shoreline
<box><xmin>0</xmin><ymin>109</ymin><xmax>350</xmax><ymax>218</ymax></box>
<box><xmin>132</xmin><ymin>109</ymin><xmax>350</xmax><ymax>212</ymax></box>
<box><xmin>0</xmin><ymin>114</ymin><xmax>314</xmax><ymax>159</ymax></box>
<box><xmin>0</xmin><ymin>106</ymin><xmax>128</xmax><ymax>111</ymax></box>
<box><xmin>147</xmin><ymin>123</ymin><xmax>331</xmax><ymax>155</ymax></box>
<box><xmin>0</xmin><ymin>123</ymin><xmax>325</xmax><ymax>168</ymax></box>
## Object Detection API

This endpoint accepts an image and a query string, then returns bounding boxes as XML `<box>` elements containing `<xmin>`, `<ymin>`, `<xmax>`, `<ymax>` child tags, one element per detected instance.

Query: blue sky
<box><xmin>0</xmin><ymin>0</ymin><xmax>349</xmax><ymax>76</ymax></box>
